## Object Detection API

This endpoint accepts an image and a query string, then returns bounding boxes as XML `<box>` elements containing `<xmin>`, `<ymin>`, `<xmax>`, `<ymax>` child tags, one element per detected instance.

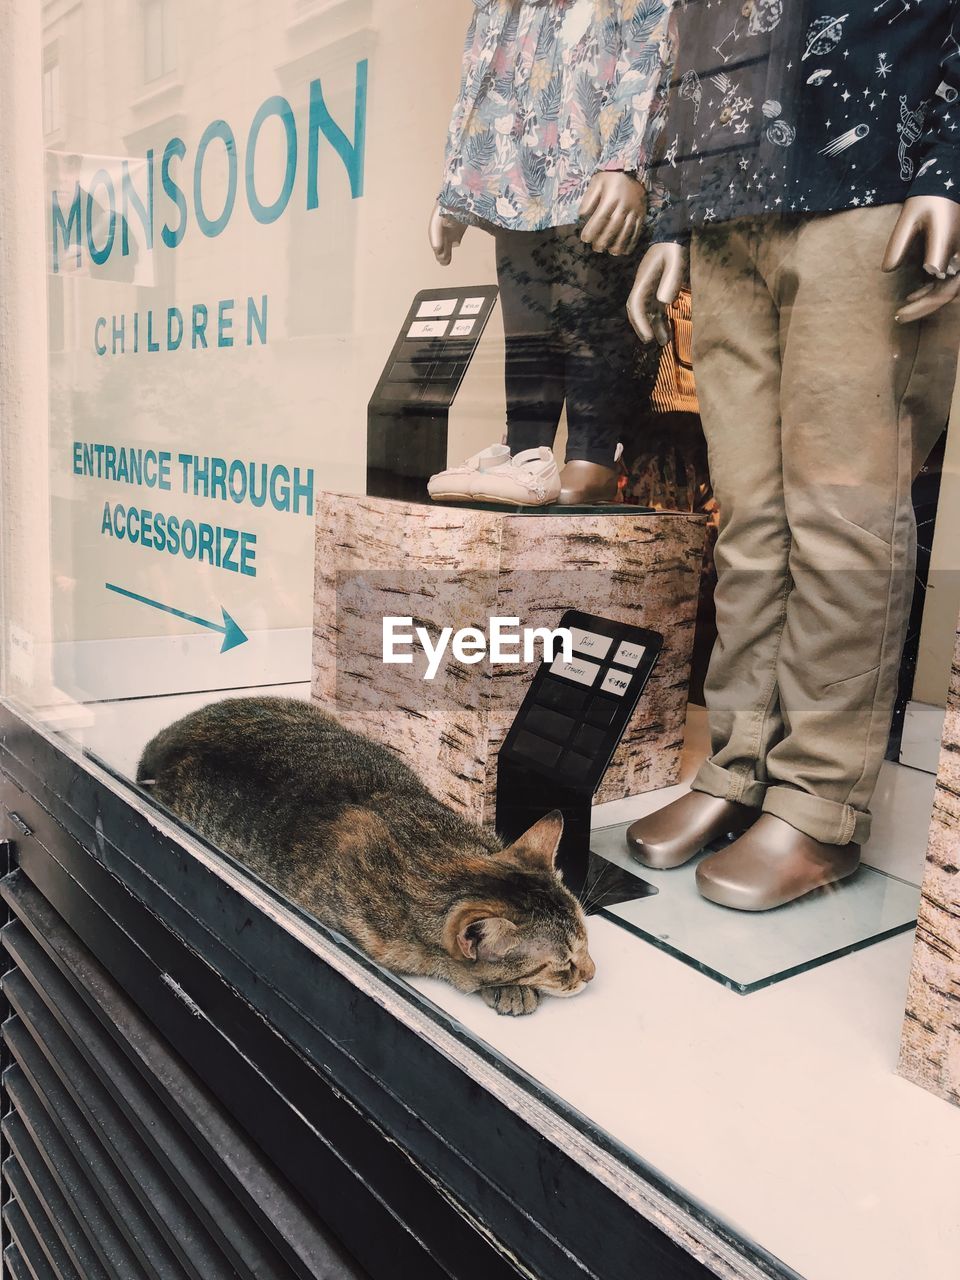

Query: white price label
<box><xmin>550</xmin><ymin>656</ymin><xmax>601</xmax><ymax>688</ymax></box>
<box><xmin>614</xmin><ymin>641</ymin><xmax>646</xmax><ymax>669</ymax></box>
<box><xmin>602</xmin><ymin>670</ymin><xmax>632</xmax><ymax>697</ymax></box>
<box><xmin>407</xmin><ymin>320</ymin><xmax>448</xmax><ymax>339</ymax></box>
<box><xmin>570</xmin><ymin>628</ymin><xmax>612</xmax><ymax>660</ymax></box>
<box><xmin>460</xmin><ymin>297</ymin><xmax>486</xmax><ymax>316</ymax></box>
<box><xmin>451</xmin><ymin>319</ymin><xmax>476</xmax><ymax>337</ymax></box>
<box><xmin>417</xmin><ymin>298</ymin><xmax>457</xmax><ymax>318</ymax></box>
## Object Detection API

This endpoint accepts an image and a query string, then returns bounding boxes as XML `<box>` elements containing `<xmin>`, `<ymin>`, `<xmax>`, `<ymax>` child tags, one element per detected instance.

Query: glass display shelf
<box><xmin>589</xmin><ymin>822</ymin><xmax>920</xmax><ymax>994</ymax></box>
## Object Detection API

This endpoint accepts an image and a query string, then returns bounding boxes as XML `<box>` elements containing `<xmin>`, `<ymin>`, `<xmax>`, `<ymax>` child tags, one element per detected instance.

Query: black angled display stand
<box><xmin>496</xmin><ymin>611</ymin><xmax>663</xmax><ymax>913</ymax></box>
<box><xmin>367</xmin><ymin>285</ymin><xmax>499</xmax><ymax>501</ymax></box>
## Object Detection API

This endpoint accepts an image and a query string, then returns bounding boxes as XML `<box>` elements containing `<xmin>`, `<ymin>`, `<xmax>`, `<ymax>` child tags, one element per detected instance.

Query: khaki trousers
<box><xmin>690</xmin><ymin>207</ymin><xmax>960</xmax><ymax>845</ymax></box>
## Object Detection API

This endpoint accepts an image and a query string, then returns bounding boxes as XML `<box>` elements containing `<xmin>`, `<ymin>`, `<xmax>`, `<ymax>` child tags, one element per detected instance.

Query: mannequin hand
<box><xmin>429</xmin><ymin>204</ymin><xmax>467</xmax><ymax>266</ymax></box>
<box><xmin>626</xmin><ymin>242</ymin><xmax>689</xmax><ymax>345</ymax></box>
<box><xmin>579</xmin><ymin>172</ymin><xmax>647</xmax><ymax>256</ymax></box>
<box><xmin>894</xmin><ymin>274</ymin><xmax>960</xmax><ymax>324</ymax></box>
<box><xmin>882</xmin><ymin>195</ymin><xmax>960</xmax><ymax>323</ymax></box>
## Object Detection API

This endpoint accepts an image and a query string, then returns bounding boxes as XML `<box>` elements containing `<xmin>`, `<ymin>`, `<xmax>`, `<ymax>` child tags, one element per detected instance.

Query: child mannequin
<box><xmin>626</xmin><ymin>1</ymin><xmax>960</xmax><ymax>909</ymax></box>
<box><xmin>431</xmin><ymin>0</ymin><xmax>673</xmax><ymax>504</ymax></box>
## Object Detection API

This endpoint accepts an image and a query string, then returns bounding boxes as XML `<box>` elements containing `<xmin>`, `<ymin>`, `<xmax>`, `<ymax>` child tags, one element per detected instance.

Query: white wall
<box><xmin>39</xmin><ymin>0</ymin><xmax>504</xmax><ymax>674</ymax></box>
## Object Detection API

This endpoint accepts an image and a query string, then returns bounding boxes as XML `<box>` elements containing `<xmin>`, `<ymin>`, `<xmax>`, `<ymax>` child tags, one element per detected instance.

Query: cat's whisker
<box><xmin>579</xmin><ymin>855</ymin><xmax>618</xmax><ymax>913</ymax></box>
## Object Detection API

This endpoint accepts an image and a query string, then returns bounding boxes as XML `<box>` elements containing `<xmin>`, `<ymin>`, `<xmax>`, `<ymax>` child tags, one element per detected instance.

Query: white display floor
<box><xmin>73</xmin><ymin>687</ymin><xmax>960</xmax><ymax>1280</ymax></box>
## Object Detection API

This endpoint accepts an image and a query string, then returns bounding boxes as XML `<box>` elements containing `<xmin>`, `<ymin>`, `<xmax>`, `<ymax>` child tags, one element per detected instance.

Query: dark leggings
<box><xmin>494</xmin><ymin>224</ymin><xmax>646</xmax><ymax>466</ymax></box>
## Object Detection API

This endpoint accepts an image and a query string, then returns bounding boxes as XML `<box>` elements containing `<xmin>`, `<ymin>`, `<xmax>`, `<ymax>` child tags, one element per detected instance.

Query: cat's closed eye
<box><xmin>555</xmin><ymin>965</ymin><xmax>575</xmax><ymax>986</ymax></box>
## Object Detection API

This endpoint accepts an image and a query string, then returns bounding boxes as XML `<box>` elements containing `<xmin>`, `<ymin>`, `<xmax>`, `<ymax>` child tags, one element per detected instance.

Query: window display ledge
<box><xmin>0</xmin><ymin>698</ymin><xmax>795</xmax><ymax>1280</ymax></box>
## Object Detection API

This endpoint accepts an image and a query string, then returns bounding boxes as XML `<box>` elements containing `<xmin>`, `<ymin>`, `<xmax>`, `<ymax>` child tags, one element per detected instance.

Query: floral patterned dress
<box><xmin>439</xmin><ymin>0</ymin><xmax>675</xmax><ymax>231</ymax></box>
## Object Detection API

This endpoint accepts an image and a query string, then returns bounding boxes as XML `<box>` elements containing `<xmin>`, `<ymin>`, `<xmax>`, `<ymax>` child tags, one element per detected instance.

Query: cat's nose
<box><xmin>581</xmin><ymin>956</ymin><xmax>596</xmax><ymax>983</ymax></box>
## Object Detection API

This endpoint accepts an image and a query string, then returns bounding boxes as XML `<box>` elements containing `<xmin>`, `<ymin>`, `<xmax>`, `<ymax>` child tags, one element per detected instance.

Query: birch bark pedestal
<box><xmin>899</xmin><ymin>615</ymin><xmax>960</xmax><ymax>1107</ymax></box>
<box><xmin>313</xmin><ymin>493</ymin><xmax>706</xmax><ymax>824</ymax></box>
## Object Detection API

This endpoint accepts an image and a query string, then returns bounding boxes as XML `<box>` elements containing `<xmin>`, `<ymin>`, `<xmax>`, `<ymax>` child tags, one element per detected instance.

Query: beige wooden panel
<box><xmin>900</xmin><ymin>613</ymin><xmax>960</xmax><ymax>1107</ymax></box>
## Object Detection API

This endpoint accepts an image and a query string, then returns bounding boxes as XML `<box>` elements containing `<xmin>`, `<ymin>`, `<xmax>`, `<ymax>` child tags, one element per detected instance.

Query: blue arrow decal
<box><xmin>105</xmin><ymin>584</ymin><xmax>248</xmax><ymax>653</ymax></box>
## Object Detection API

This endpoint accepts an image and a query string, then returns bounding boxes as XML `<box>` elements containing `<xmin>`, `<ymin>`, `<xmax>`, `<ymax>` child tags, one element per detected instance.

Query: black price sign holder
<box><xmin>496</xmin><ymin>611</ymin><xmax>663</xmax><ymax>913</ymax></box>
<box><xmin>367</xmin><ymin>285</ymin><xmax>499</xmax><ymax>502</ymax></box>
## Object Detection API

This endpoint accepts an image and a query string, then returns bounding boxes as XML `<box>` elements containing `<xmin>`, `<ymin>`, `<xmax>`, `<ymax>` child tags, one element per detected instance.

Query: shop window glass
<box><xmin>2</xmin><ymin>3</ymin><xmax>960</xmax><ymax>1277</ymax></box>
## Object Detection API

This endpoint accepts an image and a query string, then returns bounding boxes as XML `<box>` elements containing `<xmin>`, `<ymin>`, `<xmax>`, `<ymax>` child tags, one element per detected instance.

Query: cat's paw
<box><xmin>481</xmin><ymin>985</ymin><xmax>540</xmax><ymax>1016</ymax></box>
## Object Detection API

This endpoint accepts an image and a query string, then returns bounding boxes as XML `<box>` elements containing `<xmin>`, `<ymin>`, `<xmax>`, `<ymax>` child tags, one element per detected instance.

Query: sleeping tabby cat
<box><xmin>137</xmin><ymin>696</ymin><xmax>595</xmax><ymax>1016</ymax></box>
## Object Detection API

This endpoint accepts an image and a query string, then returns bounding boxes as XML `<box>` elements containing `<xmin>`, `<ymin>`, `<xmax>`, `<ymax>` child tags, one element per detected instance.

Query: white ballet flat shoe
<box><xmin>471</xmin><ymin>447</ymin><xmax>561</xmax><ymax>507</ymax></box>
<box><xmin>428</xmin><ymin>444</ymin><xmax>512</xmax><ymax>501</ymax></box>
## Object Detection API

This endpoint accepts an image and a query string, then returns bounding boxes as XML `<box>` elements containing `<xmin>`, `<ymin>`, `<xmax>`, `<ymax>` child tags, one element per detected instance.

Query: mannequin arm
<box><xmin>579</xmin><ymin>172</ymin><xmax>648</xmax><ymax>256</ymax></box>
<box><xmin>429</xmin><ymin>204</ymin><xmax>468</xmax><ymax>267</ymax></box>
<box><xmin>626</xmin><ymin>241</ymin><xmax>689</xmax><ymax>344</ymax></box>
<box><xmin>883</xmin><ymin>195</ymin><xmax>960</xmax><ymax>323</ymax></box>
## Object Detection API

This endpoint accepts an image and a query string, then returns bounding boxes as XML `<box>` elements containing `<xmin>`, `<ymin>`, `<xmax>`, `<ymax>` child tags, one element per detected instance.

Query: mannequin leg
<box><xmin>697</xmin><ymin>204</ymin><xmax>960</xmax><ymax>909</ymax></box>
<box><xmin>690</xmin><ymin>220</ymin><xmax>792</xmax><ymax>803</ymax></box>
<box><xmin>628</xmin><ymin>220</ymin><xmax>787</xmax><ymax>863</ymax></box>
<box><xmin>494</xmin><ymin>229</ymin><xmax>565</xmax><ymax>453</ymax></box>
<box><xmin>559</xmin><ymin>226</ymin><xmax>646</xmax><ymax>473</ymax></box>
<box><xmin>754</xmin><ymin>205</ymin><xmax>959</xmax><ymax>845</ymax></box>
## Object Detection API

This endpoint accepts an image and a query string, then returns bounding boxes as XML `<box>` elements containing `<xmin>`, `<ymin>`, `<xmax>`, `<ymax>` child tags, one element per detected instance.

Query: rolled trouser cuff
<box><xmin>692</xmin><ymin>758</ymin><xmax>768</xmax><ymax>810</ymax></box>
<box><xmin>762</xmin><ymin>785</ymin><xmax>871</xmax><ymax>846</ymax></box>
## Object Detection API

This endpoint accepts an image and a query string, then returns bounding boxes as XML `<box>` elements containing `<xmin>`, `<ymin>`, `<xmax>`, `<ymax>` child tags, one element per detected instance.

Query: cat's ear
<box><xmin>506</xmin><ymin>810</ymin><xmax>564</xmax><ymax>871</ymax></box>
<box><xmin>444</xmin><ymin>907</ymin><xmax>519</xmax><ymax>963</ymax></box>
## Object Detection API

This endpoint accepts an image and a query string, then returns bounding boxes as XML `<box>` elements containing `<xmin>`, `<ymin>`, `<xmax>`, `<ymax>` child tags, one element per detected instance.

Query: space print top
<box><xmin>651</xmin><ymin>0</ymin><xmax>960</xmax><ymax>238</ymax></box>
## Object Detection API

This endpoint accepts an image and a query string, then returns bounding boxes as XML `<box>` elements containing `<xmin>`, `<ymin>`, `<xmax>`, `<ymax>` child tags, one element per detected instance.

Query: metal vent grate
<box><xmin>0</xmin><ymin>869</ymin><xmax>362</xmax><ymax>1280</ymax></box>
